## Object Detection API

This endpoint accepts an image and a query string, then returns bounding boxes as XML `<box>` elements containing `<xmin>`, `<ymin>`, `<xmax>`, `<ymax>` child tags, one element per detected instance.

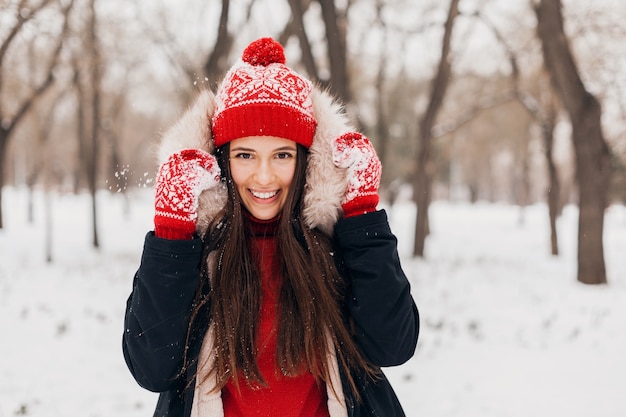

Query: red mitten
<box><xmin>332</xmin><ymin>132</ymin><xmax>382</xmax><ymax>218</ymax></box>
<box><xmin>154</xmin><ymin>149</ymin><xmax>221</xmax><ymax>240</ymax></box>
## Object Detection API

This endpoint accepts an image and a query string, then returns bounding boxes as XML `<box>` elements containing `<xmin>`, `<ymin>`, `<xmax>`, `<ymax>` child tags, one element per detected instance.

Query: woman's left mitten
<box><xmin>332</xmin><ymin>132</ymin><xmax>382</xmax><ymax>217</ymax></box>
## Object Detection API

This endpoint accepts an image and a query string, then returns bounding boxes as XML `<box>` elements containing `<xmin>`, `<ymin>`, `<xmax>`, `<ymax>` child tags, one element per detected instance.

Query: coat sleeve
<box><xmin>122</xmin><ymin>232</ymin><xmax>204</xmax><ymax>392</ymax></box>
<box><xmin>334</xmin><ymin>210</ymin><xmax>419</xmax><ymax>367</ymax></box>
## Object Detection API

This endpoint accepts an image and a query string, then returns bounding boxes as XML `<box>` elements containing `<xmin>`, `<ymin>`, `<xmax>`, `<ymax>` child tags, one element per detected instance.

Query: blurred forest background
<box><xmin>1</xmin><ymin>0</ymin><xmax>624</xmax><ymax>284</ymax></box>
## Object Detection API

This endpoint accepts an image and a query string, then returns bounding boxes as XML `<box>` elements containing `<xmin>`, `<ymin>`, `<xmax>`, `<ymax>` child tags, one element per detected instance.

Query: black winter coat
<box><xmin>123</xmin><ymin>210</ymin><xmax>419</xmax><ymax>417</ymax></box>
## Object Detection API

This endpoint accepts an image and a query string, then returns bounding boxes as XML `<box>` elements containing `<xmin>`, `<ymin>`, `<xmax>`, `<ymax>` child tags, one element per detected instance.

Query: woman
<box><xmin>123</xmin><ymin>37</ymin><xmax>419</xmax><ymax>417</ymax></box>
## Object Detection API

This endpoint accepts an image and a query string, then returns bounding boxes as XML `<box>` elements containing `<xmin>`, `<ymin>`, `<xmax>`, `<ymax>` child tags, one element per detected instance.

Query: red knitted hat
<box><xmin>212</xmin><ymin>37</ymin><xmax>317</xmax><ymax>148</ymax></box>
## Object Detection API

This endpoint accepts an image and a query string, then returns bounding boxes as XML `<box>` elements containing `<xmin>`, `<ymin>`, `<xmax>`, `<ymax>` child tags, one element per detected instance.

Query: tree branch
<box><xmin>8</xmin><ymin>0</ymin><xmax>74</xmax><ymax>133</ymax></box>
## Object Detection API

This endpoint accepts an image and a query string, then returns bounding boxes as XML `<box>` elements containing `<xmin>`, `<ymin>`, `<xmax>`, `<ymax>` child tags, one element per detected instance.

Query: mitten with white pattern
<box><xmin>332</xmin><ymin>132</ymin><xmax>382</xmax><ymax>218</ymax></box>
<box><xmin>154</xmin><ymin>149</ymin><xmax>221</xmax><ymax>240</ymax></box>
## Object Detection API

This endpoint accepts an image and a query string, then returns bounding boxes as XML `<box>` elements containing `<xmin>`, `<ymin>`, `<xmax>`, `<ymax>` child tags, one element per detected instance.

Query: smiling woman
<box><xmin>228</xmin><ymin>136</ymin><xmax>298</xmax><ymax>220</ymax></box>
<box><xmin>122</xmin><ymin>37</ymin><xmax>419</xmax><ymax>417</ymax></box>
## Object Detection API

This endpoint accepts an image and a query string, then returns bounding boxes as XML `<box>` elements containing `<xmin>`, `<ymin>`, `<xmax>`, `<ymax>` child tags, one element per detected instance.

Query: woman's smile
<box><xmin>250</xmin><ymin>189</ymin><xmax>279</xmax><ymax>200</ymax></box>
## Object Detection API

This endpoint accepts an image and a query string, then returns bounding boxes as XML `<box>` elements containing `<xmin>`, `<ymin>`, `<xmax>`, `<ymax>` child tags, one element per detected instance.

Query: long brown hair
<box><xmin>187</xmin><ymin>142</ymin><xmax>377</xmax><ymax>394</ymax></box>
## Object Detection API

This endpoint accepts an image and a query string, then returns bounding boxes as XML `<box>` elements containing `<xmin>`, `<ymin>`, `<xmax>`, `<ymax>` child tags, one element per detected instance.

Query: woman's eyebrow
<box><xmin>275</xmin><ymin>146</ymin><xmax>297</xmax><ymax>152</ymax></box>
<box><xmin>230</xmin><ymin>146</ymin><xmax>297</xmax><ymax>152</ymax></box>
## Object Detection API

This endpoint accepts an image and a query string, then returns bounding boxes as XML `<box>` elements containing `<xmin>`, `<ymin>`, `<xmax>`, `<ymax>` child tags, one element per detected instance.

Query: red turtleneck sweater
<box><xmin>222</xmin><ymin>214</ymin><xmax>329</xmax><ymax>417</ymax></box>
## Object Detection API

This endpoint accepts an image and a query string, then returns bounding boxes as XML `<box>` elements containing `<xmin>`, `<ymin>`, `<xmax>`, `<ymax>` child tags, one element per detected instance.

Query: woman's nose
<box><xmin>254</xmin><ymin>160</ymin><xmax>274</xmax><ymax>184</ymax></box>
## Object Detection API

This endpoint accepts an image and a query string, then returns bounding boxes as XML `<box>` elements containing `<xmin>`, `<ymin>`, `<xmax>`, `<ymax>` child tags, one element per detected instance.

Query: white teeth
<box><xmin>251</xmin><ymin>190</ymin><xmax>278</xmax><ymax>199</ymax></box>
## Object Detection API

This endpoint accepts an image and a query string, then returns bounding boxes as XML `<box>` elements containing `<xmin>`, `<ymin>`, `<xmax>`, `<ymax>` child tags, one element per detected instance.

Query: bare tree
<box><xmin>203</xmin><ymin>0</ymin><xmax>234</xmax><ymax>87</ymax></box>
<box><xmin>69</xmin><ymin>0</ymin><xmax>102</xmax><ymax>248</ymax></box>
<box><xmin>134</xmin><ymin>0</ymin><xmax>238</xmax><ymax>100</ymax></box>
<box><xmin>285</xmin><ymin>0</ymin><xmax>320</xmax><ymax>83</ymax></box>
<box><xmin>24</xmin><ymin>91</ymin><xmax>66</xmax><ymax>262</ymax></box>
<box><xmin>535</xmin><ymin>0</ymin><xmax>612</xmax><ymax>284</ymax></box>
<box><xmin>0</xmin><ymin>0</ymin><xmax>74</xmax><ymax>228</ymax></box>
<box><xmin>72</xmin><ymin>59</ymin><xmax>87</xmax><ymax>193</ymax></box>
<box><xmin>413</xmin><ymin>0</ymin><xmax>460</xmax><ymax>257</ymax></box>
<box><xmin>372</xmin><ymin>0</ymin><xmax>392</xmax><ymax>189</ymax></box>
<box><xmin>86</xmin><ymin>0</ymin><xmax>101</xmax><ymax>248</ymax></box>
<box><xmin>317</xmin><ymin>0</ymin><xmax>351</xmax><ymax>104</ymax></box>
<box><xmin>25</xmin><ymin>93</ymin><xmax>63</xmax><ymax>224</ymax></box>
<box><xmin>478</xmin><ymin>10</ymin><xmax>562</xmax><ymax>254</ymax></box>
<box><xmin>536</xmin><ymin>79</ymin><xmax>561</xmax><ymax>255</ymax></box>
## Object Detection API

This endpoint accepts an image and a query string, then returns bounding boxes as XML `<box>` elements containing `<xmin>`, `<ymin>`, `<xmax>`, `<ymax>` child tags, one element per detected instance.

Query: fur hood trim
<box><xmin>157</xmin><ymin>88</ymin><xmax>353</xmax><ymax>235</ymax></box>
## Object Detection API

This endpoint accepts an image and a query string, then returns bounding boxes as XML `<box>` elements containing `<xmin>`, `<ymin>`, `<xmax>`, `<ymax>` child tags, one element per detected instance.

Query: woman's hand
<box><xmin>332</xmin><ymin>132</ymin><xmax>382</xmax><ymax>217</ymax></box>
<box><xmin>154</xmin><ymin>149</ymin><xmax>221</xmax><ymax>239</ymax></box>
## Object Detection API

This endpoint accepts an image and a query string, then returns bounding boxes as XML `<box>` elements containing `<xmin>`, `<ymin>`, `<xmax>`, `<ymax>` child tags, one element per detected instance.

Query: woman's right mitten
<box><xmin>154</xmin><ymin>149</ymin><xmax>221</xmax><ymax>240</ymax></box>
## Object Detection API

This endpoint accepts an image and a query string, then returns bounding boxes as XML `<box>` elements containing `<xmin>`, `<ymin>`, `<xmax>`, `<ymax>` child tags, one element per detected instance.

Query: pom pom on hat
<box><xmin>212</xmin><ymin>37</ymin><xmax>317</xmax><ymax>148</ymax></box>
<box><xmin>242</xmin><ymin>37</ymin><xmax>286</xmax><ymax>66</ymax></box>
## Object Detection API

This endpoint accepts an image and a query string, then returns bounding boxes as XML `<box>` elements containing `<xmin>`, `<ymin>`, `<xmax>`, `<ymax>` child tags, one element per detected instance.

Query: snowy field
<box><xmin>1</xmin><ymin>186</ymin><xmax>625</xmax><ymax>417</ymax></box>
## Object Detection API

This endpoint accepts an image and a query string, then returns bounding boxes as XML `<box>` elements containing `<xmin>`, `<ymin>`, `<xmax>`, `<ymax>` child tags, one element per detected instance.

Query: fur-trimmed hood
<box><xmin>157</xmin><ymin>88</ymin><xmax>354</xmax><ymax>235</ymax></box>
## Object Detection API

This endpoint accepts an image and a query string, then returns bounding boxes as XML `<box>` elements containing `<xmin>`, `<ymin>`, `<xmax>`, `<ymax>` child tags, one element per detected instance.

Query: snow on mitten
<box><xmin>154</xmin><ymin>149</ymin><xmax>221</xmax><ymax>240</ymax></box>
<box><xmin>332</xmin><ymin>132</ymin><xmax>382</xmax><ymax>218</ymax></box>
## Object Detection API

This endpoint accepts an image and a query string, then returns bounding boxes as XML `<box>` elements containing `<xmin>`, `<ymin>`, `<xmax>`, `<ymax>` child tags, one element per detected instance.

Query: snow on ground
<box><xmin>1</xmin><ymin>187</ymin><xmax>625</xmax><ymax>417</ymax></box>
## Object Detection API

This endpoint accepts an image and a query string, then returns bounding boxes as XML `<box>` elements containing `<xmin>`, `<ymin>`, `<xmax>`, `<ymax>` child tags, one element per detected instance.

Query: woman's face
<box><xmin>229</xmin><ymin>136</ymin><xmax>297</xmax><ymax>220</ymax></box>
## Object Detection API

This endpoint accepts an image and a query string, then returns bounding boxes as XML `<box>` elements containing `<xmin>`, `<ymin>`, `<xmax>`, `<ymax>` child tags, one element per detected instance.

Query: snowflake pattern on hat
<box><xmin>215</xmin><ymin>64</ymin><xmax>314</xmax><ymax>116</ymax></box>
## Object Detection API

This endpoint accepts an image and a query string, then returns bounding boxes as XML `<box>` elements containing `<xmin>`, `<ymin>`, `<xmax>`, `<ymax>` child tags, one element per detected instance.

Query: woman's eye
<box><xmin>235</xmin><ymin>152</ymin><xmax>252</xmax><ymax>159</ymax></box>
<box><xmin>276</xmin><ymin>152</ymin><xmax>294</xmax><ymax>159</ymax></box>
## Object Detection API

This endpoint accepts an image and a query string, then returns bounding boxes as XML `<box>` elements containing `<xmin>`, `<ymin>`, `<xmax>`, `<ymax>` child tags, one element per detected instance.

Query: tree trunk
<box><xmin>480</xmin><ymin>9</ymin><xmax>563</xmax><ymax>256</ymax></box>
<box><xmin>540</xmin><ymin>89</ymin><xmax>560</xmax><ymax>256</ymax></box>
<box><xmin>73</xmin><ymin>64</ymin><xmax>87</xmax><ymax>192</ymax></box>
<box><xmin>374</xmin><ymin>16</ymin><xmax>390</xmax><ymax>187</ymax></box>
<box><xmin>0</xmin><ymin>0</ymin><xmax>73</xmax><ymax>228</ymax></box>
<box><xmin>87</xmin><ymin>0</ymin><xmax>100</xmax><ymax>249</ymax></box>
<box><xmin>0</xmin><ymin>130</ymin><xmax>7</xmax><ymax>229</ymax></box>
<box><xmin>515</xmin><ymin>133</ymin><xmax>531</xmax><ymax>227</ymax></box>
<box><xmin>203</xmin><ymin>0</ymin><xmax>233</xmax><ymax>87</ymax></box>
<box><xmin>413</xmin><ymin>0</ymin><xmax>459</xmax><ymax>257</ymax></box>
<box><xmin>317</xmin><ymin>0</ymin><xmax>350</xmax><ymax>104</ymax></box>
<box><xmin>44</xmin><ymin>188</ymin><xmax>53</xmax><ymax>263</ymax></box>
<box><xmin>535</xmin><ymin>0</ymin><xmax>611</xmax><ymax>284</ymax></box>
<box><xmin>286</xmin><ymin>0</ymin><xmax>320</xmax><ymax>83</ymax></box>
